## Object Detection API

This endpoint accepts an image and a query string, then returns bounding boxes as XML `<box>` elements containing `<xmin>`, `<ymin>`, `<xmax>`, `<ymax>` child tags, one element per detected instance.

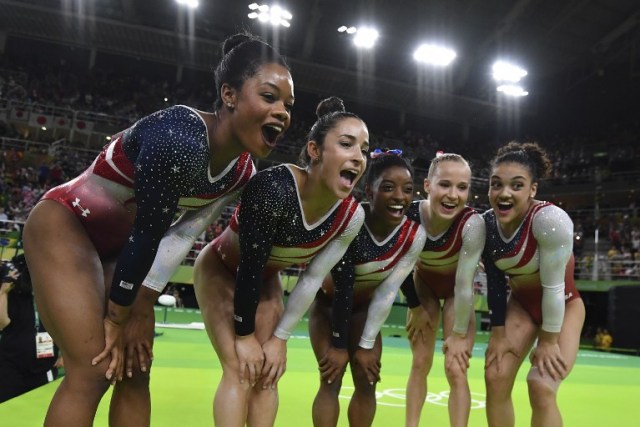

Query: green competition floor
<box><xmin>2</xmin><ymin>311</ymin><xmax>640</xmax><ymax>426</ymax></box>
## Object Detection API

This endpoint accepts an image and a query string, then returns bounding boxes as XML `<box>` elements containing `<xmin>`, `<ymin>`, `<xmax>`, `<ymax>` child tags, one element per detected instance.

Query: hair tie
<box><xmin>435</xmin><ymin>150</ymin><xmax>444</xmax><ymax>158</ymax></box>
<box><xmin>370</xmin><ymin>148</ymin><xmax>403</xmax><ymax>159</ymax></box>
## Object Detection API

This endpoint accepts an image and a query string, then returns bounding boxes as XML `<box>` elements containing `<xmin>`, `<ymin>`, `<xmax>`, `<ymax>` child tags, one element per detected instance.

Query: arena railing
<box><xmin>2</xmin><ymin>98</ymin><xmax>133</xmax><ymax>149</ymax></box>
<box><xmin>575</xmin><ymin>257</ymin><xmax>640</xmax><ymax>281</ymax></box>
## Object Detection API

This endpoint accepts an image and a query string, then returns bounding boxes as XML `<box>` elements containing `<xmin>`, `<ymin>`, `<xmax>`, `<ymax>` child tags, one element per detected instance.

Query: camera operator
<box><xmin>0</xmin><ymin>254</ymin><xmax>62</xmax><ymax>403</ymax></box>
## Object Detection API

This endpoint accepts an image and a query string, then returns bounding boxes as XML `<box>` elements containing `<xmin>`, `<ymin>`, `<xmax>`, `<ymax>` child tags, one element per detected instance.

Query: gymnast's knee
<box><xmin>527</xmin><ymin>368</ymin><xmax>559</xmax><ymax>409</ymax></box>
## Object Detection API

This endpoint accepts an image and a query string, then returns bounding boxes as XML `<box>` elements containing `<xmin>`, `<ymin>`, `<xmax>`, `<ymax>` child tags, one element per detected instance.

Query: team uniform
<box><xmin>207</xmin><ymin>164</ymin><xmax>365</xmax><ymax>339</ymax></box>
<box><xmin>320</xmin><ymin>210</ymin><xmax>426</xmax><ymax>349</ymax></box>
<box><xmin>401</xmin><ymin>200</ymin><xmax>485</xmax><ymax>334</ymax></box>
<box><xmin>40</xmin><ymin>105</ymin><xmax>255</xmax><ymax>305</ymax></box>
<box><xmin>482</xmin><ymin>201</ymin><xmax>580</xmax><ymax>331</ymax></box>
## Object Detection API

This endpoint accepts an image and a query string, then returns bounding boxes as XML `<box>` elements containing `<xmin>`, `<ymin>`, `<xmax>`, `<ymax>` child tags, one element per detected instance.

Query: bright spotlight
<box><xmin>175</xmin><ymin>0</ymin><xmax>199</xmax><ymax>9</ymax></box>
<box><xmin>496</xmin><ymin>84</ymin><xmax>529</xmax><ymax>97</ymax></box>
<box><xmin>247</xmin><ymin>3</ymin><xmax>292</xmax><ymax>27</ymax></box>
<box><xmin>353</xmin><ymin>27</ymin><xmax>379</xmax><ymax>49</ymax></box>
<box><xmin>492</xmin><ymin>60</ymin><xmax>527</xmax><ymax>82</ymax></box>
<box><xmin>413</xmin><ymin>43</ymin><xmax>457</xmax><ymax>66</ymax></box>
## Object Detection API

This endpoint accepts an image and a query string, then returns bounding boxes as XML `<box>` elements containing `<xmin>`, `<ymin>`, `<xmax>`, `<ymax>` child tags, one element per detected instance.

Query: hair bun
<box><xmin>315</xmin><ymin>96</ymin><xmax>345</xmax><ymax>119</ymax></box>
<box><xmin>222</xmin><ymin>33</ymin><xmax>253</xmax><ymax>56</ymax></box>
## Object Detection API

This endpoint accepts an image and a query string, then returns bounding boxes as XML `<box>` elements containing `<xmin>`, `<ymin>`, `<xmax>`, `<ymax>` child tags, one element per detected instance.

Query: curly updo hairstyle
<box><xmin>491</xmin><ymin>141</ymin><xmax>553</xmax><ymax>182</ymax></box>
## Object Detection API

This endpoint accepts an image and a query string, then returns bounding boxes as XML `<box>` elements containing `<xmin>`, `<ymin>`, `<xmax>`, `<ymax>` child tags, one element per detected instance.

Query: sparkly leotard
<box><xmin>324</xmin><ymin>211</ymin><xmax>426</xmax><ymax>348</ymax></box>
<box><xmin>401</xmin><ymin>200</ymin><xmax>485</xmax><ymax>334</ymax></box>
<box><xmin>482</xmin><ymin>202</ymin><xmax>580</xmax><ymax>331</ymax></box>
<box><xmin>207</xmin><ymin>164</ymin><xmax>365</xmax><ymax>338</ymax></box>
<box><xmin>40</xmin><ymin>105</ymin><xmax>255</xmax><ymax>305</ymax></box>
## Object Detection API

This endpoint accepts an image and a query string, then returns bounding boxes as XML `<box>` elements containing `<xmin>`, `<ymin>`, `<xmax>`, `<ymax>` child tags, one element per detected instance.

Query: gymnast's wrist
<box><xmin>106</xmin><ymin>301</ymin><xmax>130</xmax><ymax>325</ymax></box>
<box><xmin>273</xmin><ymin>327</ymin><xmax>291</xmax><ymax>341</ymax></box>
<box><xmin>452</xmin><ymin>329</ymin><xmax>467</xmax><ymax>338</ymax></box>
<box><xmin>538</xmin><ymin>330</ymin><xmax>559</xmax><ymax>345</ymax></box>
<box><xmin>358</xmin><ymin>336</ymin><xmax>375</xmax><ymax>349</ymax></box>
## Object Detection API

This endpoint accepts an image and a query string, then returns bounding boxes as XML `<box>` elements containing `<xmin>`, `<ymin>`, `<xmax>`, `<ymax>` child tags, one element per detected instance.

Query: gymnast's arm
<box><xmin>451</xmin><ymin>213</ymin><xmax>485</xmax><ymax>335</ymax></box>
<box><xmin>533</xmin><ymin>204</ymin><xmax>574</xmax><ymax>334</ymax></box>
<box><xmin>530</xmin><ymin>204</ymin><xmax>574</xmax><ymax>379</ymax></box>
<box><xmin>359</xmin><ymin>226</ymin><xmax>426</xmax><ymax>349</ymax></box>
<box><xmin>274</xmin><ymin>205</ymin><xmax>365</xmax><ymax>340</ymax></box>
<box><xmin>141</xmin><ymin>191</ymin><xmax>239</xmax><ymax>296</ymax></box>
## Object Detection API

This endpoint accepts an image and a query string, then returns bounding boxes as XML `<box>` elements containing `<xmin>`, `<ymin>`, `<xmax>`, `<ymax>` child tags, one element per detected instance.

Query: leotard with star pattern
<box><xmin>324</xmin><ymin>211</ymin><xmax>426</xmax><ymax>349</ymax></box>
<box><xmin>40</xmin><ymin>105</ymin><xmax>255</xmax><ymax>305</ymax></box>
<box><xmin>482</xmin><ymin>202</ymin><xmax>580</xmax><ymax>331</ymax></box>
<box><xmin>208</xmin><ymin>164</ymin><xmax>364</xmax><ymax>338</ymax></box>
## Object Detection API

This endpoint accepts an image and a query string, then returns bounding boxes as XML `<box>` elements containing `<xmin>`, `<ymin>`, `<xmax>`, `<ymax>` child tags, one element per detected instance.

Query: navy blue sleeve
<box><xmin>484</xmin><ymin>254</ymin><xmax>508</xmax><ymax>327</ymax></box>
<box><xmin>400</xmin><ymin>272</ymin><xmax>421</xmax><ymax>308</ymax></box>
<box><xmin>109</xmin><ymin>108</ymin><xmax>204</xmax><ymax>306</ymax></box>
<box><xmin>329</xmin><ymin>252</ymin><xmax>355</xmax><ymax>349</ymax></box>
<box><xmin>233</xmin><ymin>171</ymin><xmax>284</xmax><ymax>336</ymax></box>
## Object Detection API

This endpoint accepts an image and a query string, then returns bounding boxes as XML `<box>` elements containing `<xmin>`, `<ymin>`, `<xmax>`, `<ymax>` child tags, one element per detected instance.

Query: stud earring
<box><xmin>227</xmin><ymin>102</ymin><xmax>234</xmax><ymax>109</ymax></box>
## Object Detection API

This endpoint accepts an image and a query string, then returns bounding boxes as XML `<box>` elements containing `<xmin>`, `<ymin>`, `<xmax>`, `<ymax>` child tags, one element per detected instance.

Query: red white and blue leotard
<box><xmin>482</xmin><ymin>202</ymin><xmax>580</xmax><ymax>331</ymax></box>
<box><xmin>401</xmin><ymin>201</ymin><xmax>485</xmax><ymax>334</ymax></box>
<box><xmin>41</xmin><ymin>105</ymin><xmax>255</xmax><ymax>305</ymax></box>
<box><xmin>324</xmin><ymin>211</ymin><xmax>426</xmax><ymax>348</ymax></box>
<box><xmin>208</xmin><ymin>164</ymin><xmax>364</xmax><ymax>338</ymax></box>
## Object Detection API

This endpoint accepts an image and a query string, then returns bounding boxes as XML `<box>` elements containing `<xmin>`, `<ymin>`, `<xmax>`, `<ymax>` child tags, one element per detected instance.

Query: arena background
<box><xmin>1</xmin><ymin>0</ymin><xmax>639</xmax><ymax>425</ymax></box>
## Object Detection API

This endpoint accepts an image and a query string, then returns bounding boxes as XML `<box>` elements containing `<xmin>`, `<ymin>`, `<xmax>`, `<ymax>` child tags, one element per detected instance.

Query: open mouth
<box><xmin>497</xmin><ymin>201</ymin><xmax>513</xmax><ymax>212</ymax></box>
<box><xmin>262</xmin><ymin>124</ymin><xmax>283</xmax><ymax>148</ymax></box>
<box><xmin>339</xmin><ymin>169</ymin><xmax>358</xmax><ymax>188</ymax></box>
<box><xmin>441</xmin><ymin>201</ymin><xmax>457</xmax><ymax>211</ymax></box>
<box><xmin>387</xmin><ymin>204</ymin><xmax>405</xmax><ymax>216</ymax></box>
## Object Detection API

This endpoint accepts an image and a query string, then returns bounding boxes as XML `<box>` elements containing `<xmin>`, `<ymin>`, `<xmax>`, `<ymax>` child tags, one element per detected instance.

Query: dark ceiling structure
<box><xmin>1</xmin><ymin>0</ymin><xmax>639</xmax><ymax>134</ymax></box>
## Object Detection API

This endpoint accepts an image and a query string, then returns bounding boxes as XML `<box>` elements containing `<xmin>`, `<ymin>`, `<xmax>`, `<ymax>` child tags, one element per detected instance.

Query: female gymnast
<box><xmin>309</xmin><ymin>150</ymin><xmax>426</xmax><ymax>427</ymax></box>
<box><xmin>401</xmin><ymin>153</ymin><xmax>485</xmax><ymax>427</ymax></box>
<box><xmin>192</xmin><ymin>96</ymin><xmax>369</xmax><ymax>426</ymax></box>
<box><xmin>22</xmin><ymin>33</ymin><xmax>293</xmax><ymax>426</ymax></box>
<box><xmin>482</xmin><ymin>141</ymin><xmax>585</xmax><ymax>427</ymax></box>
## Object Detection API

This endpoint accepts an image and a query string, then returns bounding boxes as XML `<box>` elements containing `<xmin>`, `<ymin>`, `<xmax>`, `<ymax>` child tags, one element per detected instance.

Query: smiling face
<box><xmin>229</xmin><ymin>62</ymin><xmax>294</xmax><ymax>158</ymax></box>
<box><xmin>488</xmin><ymin>161</ymin><xmax>538</xmax><ymax>235</ymax></box>
<box><xmin>311</xmin><ymin>116</ymin><xmax>369</xmax><ymax>200</ymax></box>
<box><xmin>367</xmin><ymin>165</ymin><xmax>414</xmax><ymax>227</ymax></box>
<box><xmin>424</xmin><ymin>160</ymin><xmax>471</xmax><ymax>222</ymax></box>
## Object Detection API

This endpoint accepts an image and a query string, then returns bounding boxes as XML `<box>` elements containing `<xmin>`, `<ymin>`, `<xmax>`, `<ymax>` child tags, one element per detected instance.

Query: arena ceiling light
<box><xmin>175</xmin><ymin>0</ymin><xmax>199</xmax><ymax>9</ymax></box>
<box><xmin>496</xmin><ymin>84</ymin><xmax>529</xmax><ymax>97</ymax></box>
<box><xmin>353</xmin><ymin>27</ymin><xmax>379</xmax><ymax>49</ymax></box>
<box><xmin>248</xmin><ymin>3</ymin><xmax>292</xmax><ymax>27</ymax></box>
<box><xmin>337</xmin><ymin>26</ymin><xmax>357</xmax><ymax>35</ymax></box>
<box><xmin>413</xmin><ymin>43</ymin><xmax>457</xmax><ymax>66</ymax></box>
<box><xmin>492</xmin><ymin>60</ymin><xmax>527</xmax><ymax>82</ymax></box>
<box><xmin>337</xmin><ymin>25</ymin><xmax>379</xmax><ymax>49</ymax></box>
